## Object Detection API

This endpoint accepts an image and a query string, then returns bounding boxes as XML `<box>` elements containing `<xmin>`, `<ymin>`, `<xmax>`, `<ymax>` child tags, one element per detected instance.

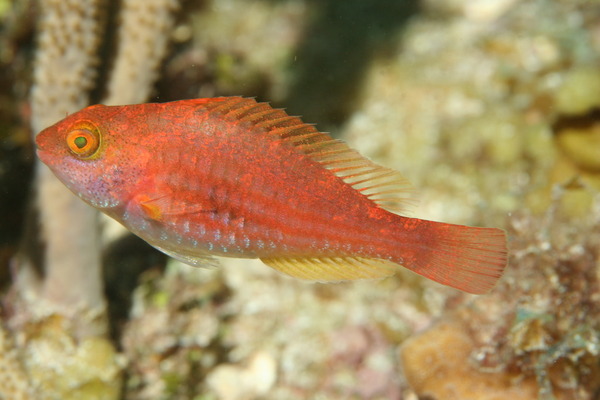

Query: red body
<box><xmin>36</xmin><ymin>97</ymin><xmax>507</xmax><ymax>293</ymax></box>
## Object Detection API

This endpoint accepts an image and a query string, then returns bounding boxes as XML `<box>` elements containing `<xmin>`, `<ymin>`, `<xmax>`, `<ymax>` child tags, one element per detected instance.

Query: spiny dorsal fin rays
<box><xmin>260</xmin><ymin>256</ymin><xmax>398</xmax><ymax>281</ymax></box>
<box><xmin>202</xmin><ymin>96</ymin><xmax>246</xmax><ymax>112</ymax></box>
<box><xmin>201</xmin><ymin>97</ymin><xmax>415</xmax><ymax>214</ymax></box>
<box><xmin>257</xmin><ymin>116</ymin><xmax>303</xmax><ymax>130</ymax></box>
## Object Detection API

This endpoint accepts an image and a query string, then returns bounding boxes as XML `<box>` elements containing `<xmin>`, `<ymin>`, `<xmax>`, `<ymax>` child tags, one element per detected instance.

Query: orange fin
<box><xmin>136</xmin><ymin>194</ymin><xmax>212</xmax><ymax>221</ymax></box>
<box><xmin>199</xmin><ymin>97</ymin><xmax>415</xmax><ymax>214</ymax></box>
<box><xmin>260</xmin><ymin>256</ymin><xmax>397</xmax><ymax>281</ymax></box>
<box><xmin>410</xmin><ymin>225</ymin><xmax>507</xmax><ymax>294</ymax></box>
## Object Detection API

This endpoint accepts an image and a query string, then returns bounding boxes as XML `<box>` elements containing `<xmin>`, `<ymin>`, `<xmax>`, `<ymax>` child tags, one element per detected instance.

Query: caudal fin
<box><xmin>405</xmin><ymin>223</ymin><xmax>508</xmax><ymax>294</ymax></box>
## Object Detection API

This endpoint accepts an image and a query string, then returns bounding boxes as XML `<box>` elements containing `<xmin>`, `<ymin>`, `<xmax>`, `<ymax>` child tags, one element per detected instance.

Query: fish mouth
<box><xmin>35</xmin><ymin>132</ymin><xmax>48</xmax><ymax>162</ymax></box>
<box><xmin>36</xmin><ymin>148</ymin><xmax>53</xmax><ymax>166</ymax></box>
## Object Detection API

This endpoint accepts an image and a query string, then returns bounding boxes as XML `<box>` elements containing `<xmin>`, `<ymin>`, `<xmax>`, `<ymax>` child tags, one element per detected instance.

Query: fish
<box><xmin>36</xmin><ymin>97</ymin><xmax>507</xmax><ymax>294</ymax></box>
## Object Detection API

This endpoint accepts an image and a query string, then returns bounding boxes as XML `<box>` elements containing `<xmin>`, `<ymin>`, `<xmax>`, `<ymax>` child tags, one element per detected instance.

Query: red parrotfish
<box><xmin>36</xmin><ymin>97</ymin><xmax>507</xmax><ymax>294</ymax></box>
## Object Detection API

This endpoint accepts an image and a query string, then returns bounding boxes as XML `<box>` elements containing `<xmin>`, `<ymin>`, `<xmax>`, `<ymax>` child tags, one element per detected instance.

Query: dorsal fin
<box><xmin>199</xmin><ymin>97</ymin><xmax>414</xmax><ymax>214</ymax></box>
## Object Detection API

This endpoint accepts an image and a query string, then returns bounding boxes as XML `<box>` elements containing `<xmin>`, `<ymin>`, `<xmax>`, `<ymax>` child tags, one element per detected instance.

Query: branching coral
<box><xmin>28</xmin><ymin>0</ymin><xmax>105</xmax><ymax>333</ymax></box>
<box><xmin>104</xmin><ymin>0</ymin><xmax>179</xmax><ymax>105</ymax></box>
<box><xmin>25</xmin><ymin>0</ymin><xmax>180</xmax><ymax>321</ymax></box>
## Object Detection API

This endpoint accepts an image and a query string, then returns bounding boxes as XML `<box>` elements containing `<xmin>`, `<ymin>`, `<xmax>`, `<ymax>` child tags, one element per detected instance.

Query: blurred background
<box><xmin>0</xmin><ymin>0</ymin><xmax>599</xmax><ymax>399</ymax></box>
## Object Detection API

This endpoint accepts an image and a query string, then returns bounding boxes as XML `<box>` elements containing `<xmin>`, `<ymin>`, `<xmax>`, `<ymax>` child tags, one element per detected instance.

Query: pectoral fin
<box><xmin>135</xmin><ymin>193</ymin><xmax>214</xmax><ymax>221</ymax></box>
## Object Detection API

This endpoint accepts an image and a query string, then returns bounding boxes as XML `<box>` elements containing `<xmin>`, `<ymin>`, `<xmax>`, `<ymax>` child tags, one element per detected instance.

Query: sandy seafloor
<box><xmin>1</xmin><ymin>0</ymin><xmax>600</xmax><ymax>399</ymax></box>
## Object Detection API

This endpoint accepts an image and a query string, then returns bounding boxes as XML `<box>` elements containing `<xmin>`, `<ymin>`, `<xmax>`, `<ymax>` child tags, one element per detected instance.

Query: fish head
<box><xmin>36</xmin><ymin>104</ymin><xmax>151</xmax><ymax>210</ymax></box>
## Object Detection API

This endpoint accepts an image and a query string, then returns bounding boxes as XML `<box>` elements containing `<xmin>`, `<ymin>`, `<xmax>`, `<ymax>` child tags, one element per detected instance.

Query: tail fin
<box><xmin>405</xmin><ymin>223</ymin><xmax>508</xmax><ymax>294</ymax></box>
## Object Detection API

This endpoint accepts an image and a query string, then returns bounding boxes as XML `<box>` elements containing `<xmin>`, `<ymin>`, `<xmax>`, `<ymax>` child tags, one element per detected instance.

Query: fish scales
<box><xmin>36</xmin><ymin>97</ymin><xmax>508</xmax><ymax>294</ymax></box>
<box><xmin>184</xmin><ymin>107</ymin><xmax>378</xmax><ymax>254</ymax></box>
<box><xmin>159</xmin><ymin>118</ymin><xmax>350</xmax><ymax>253</ymax></box>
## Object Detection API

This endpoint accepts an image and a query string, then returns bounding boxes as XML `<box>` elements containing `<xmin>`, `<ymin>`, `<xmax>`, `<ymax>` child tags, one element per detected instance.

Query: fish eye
<box><xmin>66</xmin><ymin>123</ymin><xmax>101</xmax><ymax>158</ymax></box>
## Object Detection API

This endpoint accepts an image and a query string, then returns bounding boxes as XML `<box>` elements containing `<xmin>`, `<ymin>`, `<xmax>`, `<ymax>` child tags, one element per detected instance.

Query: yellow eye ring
<box><xmin>66</xmin><ymin>125</ymin><xmax>101</xmax><ymax>158</ymax></box>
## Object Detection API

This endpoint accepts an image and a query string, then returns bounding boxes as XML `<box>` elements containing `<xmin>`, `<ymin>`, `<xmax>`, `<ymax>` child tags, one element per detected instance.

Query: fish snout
<box><xmin>35</xmin><ymin>130</ymin><xmax>53</xmax><ymax>165</ymax></box>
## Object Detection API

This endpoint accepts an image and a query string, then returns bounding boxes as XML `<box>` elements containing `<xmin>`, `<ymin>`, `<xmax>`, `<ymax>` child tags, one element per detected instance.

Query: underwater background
<box><xmin>0</xmin><ymin>0</ymin><xmax>599</xmax><ymax>399</ymax></box>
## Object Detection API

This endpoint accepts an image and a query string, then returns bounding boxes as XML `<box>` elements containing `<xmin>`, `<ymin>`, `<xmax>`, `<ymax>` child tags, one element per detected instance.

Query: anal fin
<box><xmin>260</xmin><ymin>256</ymin><xmax>397</xmax><ymax>282</ymax></box>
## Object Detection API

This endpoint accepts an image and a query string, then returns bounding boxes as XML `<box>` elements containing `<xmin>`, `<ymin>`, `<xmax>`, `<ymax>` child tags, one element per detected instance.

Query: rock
<box><xmin>400</xmin><ymin>321</ymin><xmax>539</xmax><ymax>400</ymax></box>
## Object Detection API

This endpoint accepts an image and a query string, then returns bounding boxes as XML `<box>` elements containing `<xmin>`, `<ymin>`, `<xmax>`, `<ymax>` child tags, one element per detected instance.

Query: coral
<box><xmin>0</xmin><ymin>315</ymin><xmax>122</xmax><ymax>400</ymax></box>
<box><xmin>30</xmin><ymin>0</ymin><xmax>103</xmax><ymax>131</ymax></box>
<box><xmin>28</xmin><ymin>0</ymin><xmax>105</xmax><ymax>332</ymax></box>
<box><xmin>121</xmin><ymin>264</ymin><xmax>226</xmax><ymax>399</ymax></box>
<box><xmin>344</xmin><ymin>0</ymin><xmax>599</xmax><ymax>222</ymax></box>
<box><xmin>19</xmin><ymin>315</ymin><xmax>122</xmax><ymax>400</ymax></box>
<box><xmin>552</xmin><ymin>66</ymin><xmax>600</xmax><ymax>199</ymax></box>
<box><xmin>121</xmin><ymin>259</ymin><xmax>430</xmax><ymax>400</ymax></box>
<box><xmin>0</xmin><ymin>323</ymin><xmax>33</xmax><ymax>400</ymax></box>
<box><xmin>104</xmin><ymin>0</ymin><xmax>179</xmax><ymax>105</ymax></box>
<box><xmin>554</xmin><ymin>67</ymin><xmax>600</xmax><ymax>116</ymax></box>
<box><xmin>555</xmin><ymin>123</ymin><xmax>600</xmax><ymax>173</ymax></box>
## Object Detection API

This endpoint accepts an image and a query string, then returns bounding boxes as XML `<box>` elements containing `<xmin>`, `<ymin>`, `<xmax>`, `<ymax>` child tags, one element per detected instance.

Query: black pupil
<box><xmin>74</xmin><ymin>136</ymin><xmax>88</xmax><ymax>149</ymax></box>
